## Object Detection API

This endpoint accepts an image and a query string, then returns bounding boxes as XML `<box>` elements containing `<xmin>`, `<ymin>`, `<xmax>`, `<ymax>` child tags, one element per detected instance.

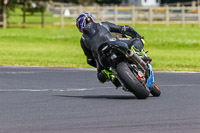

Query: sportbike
<box><xmin>97</xmin><ymin>37</ymin><xmax>161</xmax><ymax>99</ymax></box>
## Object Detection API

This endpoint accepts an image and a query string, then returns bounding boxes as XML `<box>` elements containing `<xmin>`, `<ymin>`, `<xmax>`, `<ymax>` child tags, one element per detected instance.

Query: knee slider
<box><xmin>97</xmin><ymin>72</ymin><xmax>107</xmax><ymax>83</ymax></box>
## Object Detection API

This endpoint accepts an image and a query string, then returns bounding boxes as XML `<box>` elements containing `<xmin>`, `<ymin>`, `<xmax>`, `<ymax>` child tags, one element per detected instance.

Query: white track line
<box><xmin>154</xmin><ymin>71</ymin><xmax>200</xmax><ymax>74</ymax></box>
<box><xmin>0</xmin><ymin>72</ymin><xmax>36</xmax><ymax>74</ymax></box>
<box><xmin>0</xmin><ymin>66</ymin><xmax>199</xmax><ymax>73</ymax></box>
<box><xmin>159</xmin><ymin>84</ymin><xmax>200</xmax><ymax>87</ymax></box>
<box><xmin>0</xmin><ymin>87</ymin><xmax>113</xmax><ymax>92</ymax></box>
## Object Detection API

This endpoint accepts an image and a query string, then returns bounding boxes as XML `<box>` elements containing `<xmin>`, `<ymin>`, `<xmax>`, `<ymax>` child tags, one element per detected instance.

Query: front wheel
<box><xmin>149</xmin><ymin>83</ymin><xmax>161</xmax><ymax>97</ymax></box>
<box><xmin>116</xmin><ymin>62</ymin><xmax>149</xmax><ymax>99</ymax></box>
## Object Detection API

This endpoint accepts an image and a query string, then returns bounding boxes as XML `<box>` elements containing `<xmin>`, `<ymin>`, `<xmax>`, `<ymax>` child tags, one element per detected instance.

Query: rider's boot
<box><xmin>98</xmin><ymin>69</ymin><xmax>121</xmax><ymax>88</ymax></box>
<box><xmin>131</xmin><ymin>45</ymin><xmax>152</xmax><ymax>63</ymax></box>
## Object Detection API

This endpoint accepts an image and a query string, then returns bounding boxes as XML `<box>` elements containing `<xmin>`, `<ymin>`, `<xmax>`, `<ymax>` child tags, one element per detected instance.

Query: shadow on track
<box><xmin>53</xmin><ymin>95</ymin><xmax>137</xmax><ymax>100</ymax></box>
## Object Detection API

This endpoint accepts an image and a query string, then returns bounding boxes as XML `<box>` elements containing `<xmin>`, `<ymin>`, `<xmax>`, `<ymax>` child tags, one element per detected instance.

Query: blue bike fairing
<box><xmin>146</xmin><ymin>63</ymin><xmax>154</xmax><ymax>88</ymax></box>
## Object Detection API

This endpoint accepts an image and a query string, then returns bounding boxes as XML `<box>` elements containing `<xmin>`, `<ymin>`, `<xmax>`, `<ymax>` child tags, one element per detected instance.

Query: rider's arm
<box><xmin>101</xmin><ymin>22</ymin><xmax>142</xmax><ymax>38</ymax></box>
<box><xmin>120</xmin><ymin>25</ymin><xmax>142</xmax><ymax>39</ymax></box>
<box><xmin>80</xmin><ymin>38</ymin><xmax>97</xmax><ymax>68</ymax></box>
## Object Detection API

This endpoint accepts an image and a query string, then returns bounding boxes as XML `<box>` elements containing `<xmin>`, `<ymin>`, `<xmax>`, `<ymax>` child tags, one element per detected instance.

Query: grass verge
<box><xmin>0</xmin><ymin>25</ymin><xmax>200</xmax><ymax>71</ymax></box>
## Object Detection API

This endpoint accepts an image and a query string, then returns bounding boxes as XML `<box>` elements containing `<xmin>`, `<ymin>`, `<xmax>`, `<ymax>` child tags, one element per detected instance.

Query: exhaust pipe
<box><xmin>126</xmin><ymin>50</ymin><xmax>150</xmax><ymax>78</ymax></box>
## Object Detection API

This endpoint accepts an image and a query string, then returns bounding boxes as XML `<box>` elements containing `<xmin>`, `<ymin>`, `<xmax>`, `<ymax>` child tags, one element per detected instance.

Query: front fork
<box><xmin>146</xmin><ymin>63</ymin><xmax>154</xmax><ymax>88</ymax></box>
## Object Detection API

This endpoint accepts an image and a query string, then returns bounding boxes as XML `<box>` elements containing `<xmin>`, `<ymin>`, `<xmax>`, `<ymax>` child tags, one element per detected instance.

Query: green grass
<box><xmin>137</xmin><ymin>26</ymin><xmax>200</xmax><ymax>71</ymax></box>
<box><xmin>0</xmin><ymin>25</ymin><xmax>200</xmax><ymax>71</ymax></box>
<box><xmin>0</xmin><ymin>26</ymin><xmax>86</xmax><ymax>67</ymax></box>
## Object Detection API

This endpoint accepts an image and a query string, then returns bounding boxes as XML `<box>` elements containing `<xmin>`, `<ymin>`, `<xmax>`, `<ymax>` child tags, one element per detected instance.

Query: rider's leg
<box><xmin>98</xmin><ymin>69</ymin><xmax>121</xmax><ymax>88</ymax></box>
<box><xmin>97</xmin><ymin>63</ymin><xmax>121</xmax><ymax>88</ymax></box>
<box><xmin>97</xmin><ymin>69</ymin><xmax>112</xmax><ymax>83</ymax></box>
<box><xmin>129</xmin><ymin>38</ymin><xmax>152</xmax><ymax>63</ymax></box>
<box><xmin>121</xmin><ymin>37</ymin><xmax>144</xmax><ymax>55</ymax></box>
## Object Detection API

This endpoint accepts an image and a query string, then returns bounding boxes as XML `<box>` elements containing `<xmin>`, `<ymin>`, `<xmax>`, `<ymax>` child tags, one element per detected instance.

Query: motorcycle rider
<box><xmin>76</xmin><ymin>13</ymin><xmax>151</xmax><ymax>87</ymax></box>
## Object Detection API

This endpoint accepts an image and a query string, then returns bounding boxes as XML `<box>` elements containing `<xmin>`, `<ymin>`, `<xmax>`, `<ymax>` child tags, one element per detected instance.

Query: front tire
<box><xmin>116</xmin><ymin>62</ymin><xmax>149</xmax><ymax>99</ymax></box>
<box><xmin>150</xmin><ymin>83</ymin><xmax>161</xmax><ymax>97</ymax></box>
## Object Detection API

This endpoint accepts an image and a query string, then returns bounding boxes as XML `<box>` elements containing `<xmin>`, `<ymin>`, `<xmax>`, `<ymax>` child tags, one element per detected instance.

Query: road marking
<box><xmin>0</xmin><ymin>66</ymin><xmax>199</xmax><ymax>73</ymax></box>
<box><xmin>0</xmin><ymin>87</ymin><xmax>113</xmax><ymax>92</ymax></box>
<box><xmin>0</xmin><ymin>71</ymin><xmax>36</xmax><ymax>74</ymax></box>
<box><xmin>0</xmin><ymin>89</ymin><xmax>65</xmax><ymax>92</ymax></box>
<box><xmin>155</xmin><ymin>71</ymin><xmax>200</xmax><ymax>74</ymax></box>
<box><xmin>159</xmin><ymin>84</ymin><xmax>200</xmax><ymax>87</ymax></box>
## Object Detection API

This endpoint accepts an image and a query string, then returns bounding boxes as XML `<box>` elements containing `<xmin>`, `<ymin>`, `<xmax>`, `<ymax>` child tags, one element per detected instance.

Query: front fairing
<box><xmin>146</xmin><ymin>63</ymin><xmax>154</xmax><ymax>88</ymax></box>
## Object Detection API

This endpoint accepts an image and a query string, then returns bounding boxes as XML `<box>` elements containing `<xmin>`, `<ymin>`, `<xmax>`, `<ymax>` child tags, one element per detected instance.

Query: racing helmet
<box><xmin>76</xmin><ymin>13</ymin><xmax>94</xmax><ymax>33</ymax></box>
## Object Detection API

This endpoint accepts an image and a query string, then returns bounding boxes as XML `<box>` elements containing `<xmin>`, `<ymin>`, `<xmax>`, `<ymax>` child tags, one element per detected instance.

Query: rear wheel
<box><xmin>116</xmin><ymin>62</ymin><xmax>149</xmax><ymax>99</ymax></box>
<box><xmin>150</xmin><ymin>83</ymin><xmax>161</xmax><ymax>97</ymax></box>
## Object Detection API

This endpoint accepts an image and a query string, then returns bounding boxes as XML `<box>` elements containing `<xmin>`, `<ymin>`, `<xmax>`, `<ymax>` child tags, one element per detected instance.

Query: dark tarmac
<box><xmin>0</xmin><ymin>66</ymin><xmax>200</xmax><ymax>133</ymax></box>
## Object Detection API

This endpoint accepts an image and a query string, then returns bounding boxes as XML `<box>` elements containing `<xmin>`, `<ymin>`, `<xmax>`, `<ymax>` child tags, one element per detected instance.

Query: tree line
<box><xmin>53</xmin><ymin>0</ymin><xmax>195</xmax><ymax>5</ymax></box>
<box><xmin>53</xmin><ymin>0</ymin><xmax>123</xmax><ymax>5</ymax></box>
<box><xmin>0</xmin><ymin>0</ymin><xmax>51</xmax><ymax>27</ymax></box>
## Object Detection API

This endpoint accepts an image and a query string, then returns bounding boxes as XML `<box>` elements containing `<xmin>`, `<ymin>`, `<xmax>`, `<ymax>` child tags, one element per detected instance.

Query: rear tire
<box><xmin>150</xmin><ymin>83</ymin><xmax>161</xmax><ymax>97</ymax></box>
<box><xmin>116</xmin><ymin>62</ymin><xmax>149</xmax><ymax>99</ymax></box>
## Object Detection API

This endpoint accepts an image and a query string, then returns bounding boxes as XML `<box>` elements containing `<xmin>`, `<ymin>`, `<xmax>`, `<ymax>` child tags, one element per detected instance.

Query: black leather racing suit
<box><xmin>80</xmin><ymin>21</ymin><xmax>144</xmax><ymax>72</ymax></box>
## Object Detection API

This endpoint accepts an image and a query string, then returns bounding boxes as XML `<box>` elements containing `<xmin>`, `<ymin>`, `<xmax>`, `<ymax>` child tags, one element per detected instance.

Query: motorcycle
<box><xmin>97</xmin><ymin>37</ymin><xmax>161</xmax><ymax>99</ymax></box>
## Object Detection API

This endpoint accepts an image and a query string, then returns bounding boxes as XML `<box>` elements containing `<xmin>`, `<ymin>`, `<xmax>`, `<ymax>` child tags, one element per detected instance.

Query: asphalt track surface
<box><xmin>0</xmin><ymin>66</ymin><xmax>200</xmax><ymax>133</ymax></box>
